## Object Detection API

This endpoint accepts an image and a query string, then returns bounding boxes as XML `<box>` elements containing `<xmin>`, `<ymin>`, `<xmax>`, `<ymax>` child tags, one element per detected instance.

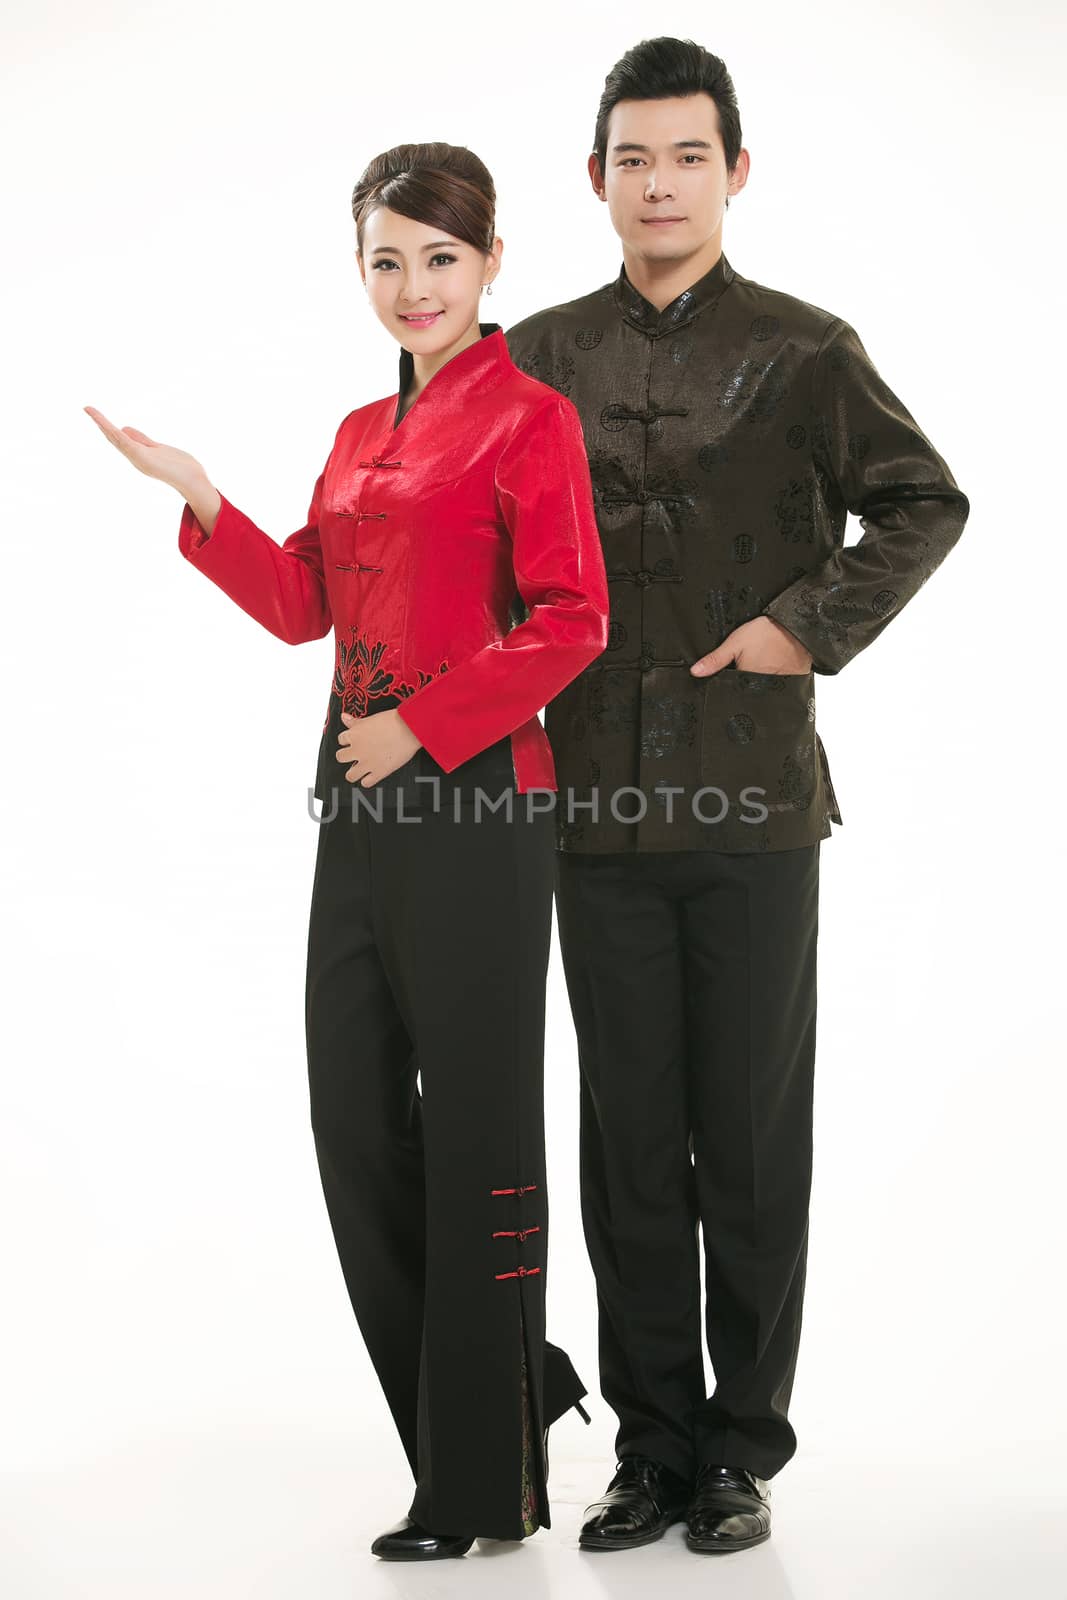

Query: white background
<box><xmin>2</xmin><ymin>0</ymin><xmax>1064</xmax><ymax>1595</ymax></box>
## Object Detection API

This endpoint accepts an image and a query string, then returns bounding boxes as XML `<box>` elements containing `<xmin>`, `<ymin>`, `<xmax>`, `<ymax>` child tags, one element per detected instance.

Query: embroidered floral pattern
<box><xmin>640</xmin><ymin>695</ymin><xmax>699</xmax><ymax>759</ymax></box>
<box><xmin>511</xmin><ymin>348</ymin><xmax>576</xmax><ymax>397</ymax></box>
<box><xmin>588</xmin><ymin>670</ymin><xmax>639</xmax><ymax>736</ymax></box>
<box><xmin>716</xmin><ymin>355</ymin><xmax>789</xmax><ymax>423</ymax></box>
<box><xmin>322</xmin><ymin>625</ymin><xmax>450</xmax><ymax>731</ymax></box>
<box><xmin>333</xmin><ymin>631</ymin><xmax>395</xmax><ymax>716</ymax></box>
<box><xmin>704</xmin><ymin>581</ymin><xmax>768</xmax><ymax>646</ymax></box>
<box><xmin>520</xmin><ymin>1336</ymin><xmax>539</xmax><ymax>1535</ymax></box>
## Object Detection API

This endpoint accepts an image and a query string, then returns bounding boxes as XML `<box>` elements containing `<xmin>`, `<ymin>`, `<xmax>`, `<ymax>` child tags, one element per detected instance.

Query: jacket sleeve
<box><xmin>177</xmin><ymin>453</ymin><xmax>333</xmax><ymax>646</ymax></box>
<box><xmin>396</xmin><ymin>393</ymin><xmax>609</xmax><ymax>773</ymax></box>
<box><xmin>762</xmin><ymin>316</ymin><xmax>969</xmax><ymax>675</ymax></box>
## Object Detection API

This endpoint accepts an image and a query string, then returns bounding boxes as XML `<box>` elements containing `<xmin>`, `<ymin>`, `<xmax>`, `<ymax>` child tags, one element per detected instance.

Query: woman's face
<box><xmin>358</xmin><ymin>206</ymin><xmax>501</xmax><ymax>355</ymax></box>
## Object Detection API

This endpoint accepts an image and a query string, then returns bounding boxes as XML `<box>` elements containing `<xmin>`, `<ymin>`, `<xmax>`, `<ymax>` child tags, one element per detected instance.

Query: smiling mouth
<box><xmin>399</xmin><ymin>311</ymin><xmax>443</xmax><ymax>323</ymax></box>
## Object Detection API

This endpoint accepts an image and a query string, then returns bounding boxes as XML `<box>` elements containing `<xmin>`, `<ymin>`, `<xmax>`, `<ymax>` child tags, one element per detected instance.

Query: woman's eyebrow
<box><xmin>369</xmin><ymin>240</ymin><xmax>461</xmax><ymax>256</ymax></box>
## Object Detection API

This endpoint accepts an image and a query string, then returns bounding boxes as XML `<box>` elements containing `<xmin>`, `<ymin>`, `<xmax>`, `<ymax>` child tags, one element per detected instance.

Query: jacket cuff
<box><xmin>761</xmin><ymin>600</ymin><xmax>839</xmax><ymax>674</ymax></box>
<box><xmin>394</xmin><ymin>688</ymin><xmax>476</xmax><ymax>774</ymax></box>
<box><xmin>179</xmin><ymin>491</ymin><xmax>234</xmax><ymax>562</ymax></box>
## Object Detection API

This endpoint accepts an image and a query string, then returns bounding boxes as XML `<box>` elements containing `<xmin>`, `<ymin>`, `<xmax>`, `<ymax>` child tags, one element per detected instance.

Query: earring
<box><xmin>484</xmin><ymin>283</ymin><xmax>493</xmax><ymax>295</ymax></box>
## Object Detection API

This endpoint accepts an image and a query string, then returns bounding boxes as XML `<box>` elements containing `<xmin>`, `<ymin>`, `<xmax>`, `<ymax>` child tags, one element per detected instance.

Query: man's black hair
<box><xmin>592</xmin><ymin>37</ymin><xmax>742</xmax><ymax>178</ymax></box>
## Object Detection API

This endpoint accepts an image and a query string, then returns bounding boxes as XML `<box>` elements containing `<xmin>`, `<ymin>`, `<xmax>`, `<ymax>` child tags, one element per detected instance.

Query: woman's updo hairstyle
<box><xmin>351</xmin><ymin>142</ymin><xmax>496</xmax><ymax>260</ymax></box>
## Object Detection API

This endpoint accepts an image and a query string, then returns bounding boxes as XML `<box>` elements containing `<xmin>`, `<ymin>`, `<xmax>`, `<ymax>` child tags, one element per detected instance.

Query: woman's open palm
<box><xmin>83</xmin><ymin>406</ymin><xmax>206</xmax><ymax>495</ymax></box>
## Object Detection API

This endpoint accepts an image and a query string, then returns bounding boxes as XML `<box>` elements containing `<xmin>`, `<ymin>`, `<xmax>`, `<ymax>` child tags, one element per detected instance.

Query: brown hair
<box><xmin>351</xmin><ymin>142</ymin><xmax>496</xmax><ymax>259</ymax></box>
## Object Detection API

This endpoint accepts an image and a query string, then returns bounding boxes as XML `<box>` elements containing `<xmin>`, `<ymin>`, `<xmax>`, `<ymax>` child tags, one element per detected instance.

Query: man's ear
<box><xmin>587</xmin><ymin>151</ymin><xmax>606</xmax><ymax>200</ymax></box>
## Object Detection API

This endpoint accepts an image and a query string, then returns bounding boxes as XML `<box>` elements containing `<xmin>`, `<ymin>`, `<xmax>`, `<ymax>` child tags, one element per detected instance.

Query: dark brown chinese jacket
<box><xmin>504</xmin><ymin>250</ymin><xmax>969</xmax><ymax>853</ymax></box>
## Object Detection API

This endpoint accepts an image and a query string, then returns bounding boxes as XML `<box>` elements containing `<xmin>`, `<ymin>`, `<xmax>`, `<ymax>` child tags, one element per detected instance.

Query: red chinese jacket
<box><xmin>177</xmin><ymin>324</ymin><xmax>609</xmax><ymax>797</ymax></box>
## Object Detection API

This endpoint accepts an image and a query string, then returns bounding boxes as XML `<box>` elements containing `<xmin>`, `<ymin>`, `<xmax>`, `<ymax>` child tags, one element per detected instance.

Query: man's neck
<box><xmin>621</xmin><ymin>233</ymin><xmax>724</xmax><ymax>313</ymax></box>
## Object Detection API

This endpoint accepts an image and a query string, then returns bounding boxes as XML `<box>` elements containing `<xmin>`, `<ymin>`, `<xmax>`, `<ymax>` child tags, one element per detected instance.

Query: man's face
<box><xmin>591</xmin><ymin>93</ymin><xmax>735</xmax><ymax>264</ymax></box>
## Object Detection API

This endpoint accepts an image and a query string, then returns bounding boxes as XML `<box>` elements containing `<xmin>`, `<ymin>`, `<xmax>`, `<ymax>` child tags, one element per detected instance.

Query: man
<box><xmin>503</xmin><ymin>37</ymin><xmax>968</xmax><ymax>1556</ymax></box>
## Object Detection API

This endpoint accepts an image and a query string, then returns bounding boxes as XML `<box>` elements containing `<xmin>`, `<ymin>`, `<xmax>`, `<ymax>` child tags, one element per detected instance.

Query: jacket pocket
<box><xmin>699</xmin><ymin>666</ymin><xmax>825</xmax><ymax>823</ymax></box>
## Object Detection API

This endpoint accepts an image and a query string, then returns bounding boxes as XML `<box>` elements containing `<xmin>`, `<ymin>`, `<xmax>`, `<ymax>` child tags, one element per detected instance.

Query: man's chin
<box><xmin>627</xmin><ymin>230</ymin><xmax>695</xmax><ymax>260</ymax></box>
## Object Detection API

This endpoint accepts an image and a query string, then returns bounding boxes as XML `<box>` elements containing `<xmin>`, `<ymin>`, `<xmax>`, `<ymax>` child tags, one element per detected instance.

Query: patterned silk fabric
<box><xmin>504</xmin><ymin>253</ymin><xmax>969</xmax><ymax>853</ymax></box>
<box><xmin>519</xmin><ymin>1336</ymin><xmax>539</xmax><ymax>1535</ymax></box>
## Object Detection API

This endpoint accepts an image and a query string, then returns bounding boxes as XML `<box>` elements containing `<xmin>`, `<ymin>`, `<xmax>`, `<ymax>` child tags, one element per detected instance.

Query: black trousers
<box><xmin>304</xmin><ymin>783</ymin><xmax>585</xmax><ymax>1541</ymax></box>
<box><xmin>554</xmin><ymin>841</ymin><xmax>820</xmax><ymax>1484</ymax></box>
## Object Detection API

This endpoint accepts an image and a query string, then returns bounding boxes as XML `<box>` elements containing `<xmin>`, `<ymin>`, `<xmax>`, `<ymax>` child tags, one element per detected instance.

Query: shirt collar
<box><xmin>395</xmin><ymin>321</ymin><xmax>505</xmax><ymax>418</ymax></box>
<box><xmin>612</xmin><ymin>251</ymin><xmax>735</xmax><ymax>335</ymax></box>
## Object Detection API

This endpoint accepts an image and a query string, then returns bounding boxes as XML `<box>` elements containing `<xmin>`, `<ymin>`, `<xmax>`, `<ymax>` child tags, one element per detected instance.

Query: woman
<box><xmin>85</xmin><ymin>141</ymin><xmax>607</xmax><ymax>1559</ymax></box>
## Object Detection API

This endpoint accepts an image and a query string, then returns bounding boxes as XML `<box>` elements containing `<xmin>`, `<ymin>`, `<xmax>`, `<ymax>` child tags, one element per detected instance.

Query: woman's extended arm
<box><xmin>84</xmin><ymin>405</ymin><xmax>334</xmax><ymax>645</ymax></box>
<box><xmin>177</xmin><ymin>479</ymin><xmax>332</xmax><ymax>646</ymax></box>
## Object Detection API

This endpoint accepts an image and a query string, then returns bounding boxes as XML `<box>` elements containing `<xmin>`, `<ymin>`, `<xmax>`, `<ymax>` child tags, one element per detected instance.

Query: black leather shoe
<box><xmin>579</xmin><ymin>1455</ymin><xmax>693</xmax><ymax>1551</ymax></box>
<box><xmin>370</xmin><ymin>1514</ymin><xmax>474</xmax><ymax>1560</ymax></box>
<box><xmin>685</xmin><ymin>1463</ymin><xmax>772</xmax><ymax>1553</ymax></box>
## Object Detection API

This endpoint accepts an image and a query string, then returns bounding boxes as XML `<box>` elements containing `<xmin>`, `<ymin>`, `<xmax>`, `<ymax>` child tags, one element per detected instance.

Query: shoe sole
<box><xmin>579</xmin><ymin>1510</ymin><xmax>688</xmax><ymax>1552</ymax></box>
<box><xmin>685</xmin><ymin>1526</ymin><xmax>771</xmax><ymax>1554</ymax></box>
<box><xmin>372</xmin><ymin>1541</ymin><xmax>475</xmax><ymax>1560</ymax></box>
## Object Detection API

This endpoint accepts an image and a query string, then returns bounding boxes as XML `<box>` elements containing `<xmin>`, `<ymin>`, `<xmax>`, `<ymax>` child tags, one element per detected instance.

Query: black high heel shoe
<box><xmin>541</xmin><ymin>1340</ymin><xmax>592</xmax><ymax>1475</ymax></box>
<box><xmin>370</xmin><ymin>1514</ymin><xmax>474</xmax><ymax>1560</ymax></box>
<box><xmin>543</xmin><ymin>1396</ymin><xmax>591</xmax><ymax>1476</ymax></box>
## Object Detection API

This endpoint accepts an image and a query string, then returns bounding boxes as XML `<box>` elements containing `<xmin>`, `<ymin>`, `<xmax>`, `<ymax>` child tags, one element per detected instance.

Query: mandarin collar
<box><xmin>395</xmin><ymin>321</ymin><xmax>505</xmax><ymax>419</ymax></box>
<box><xmin>612</xmin><ymin>251</ymin><xmax>735</xmax><ymax>335</ymax></box>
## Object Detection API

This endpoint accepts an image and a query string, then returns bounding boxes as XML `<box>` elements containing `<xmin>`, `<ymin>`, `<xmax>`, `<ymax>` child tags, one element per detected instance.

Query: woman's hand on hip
<box><xmin>337</xmin><ymin>708</ymin><xmax>424</xmax><ymax>787</ymax></box>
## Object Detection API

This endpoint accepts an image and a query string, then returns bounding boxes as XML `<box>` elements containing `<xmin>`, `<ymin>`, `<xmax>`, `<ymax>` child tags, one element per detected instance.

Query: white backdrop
<box><xmin>2</xmin><ymin>1</ymin><xmax>1064</xmax><ymax>1596</ymax></box>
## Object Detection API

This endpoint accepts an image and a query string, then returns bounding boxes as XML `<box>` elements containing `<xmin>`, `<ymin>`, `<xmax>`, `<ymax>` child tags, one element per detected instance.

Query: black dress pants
<box><xmin>554</xmin><ymin>842</ymin><xmax>820</xmax><ymax>1484</ymax></box>
<box><xmin>304</xmin><ymin>781</ymin><xmax>584</xmax><ymax>1541</ymax></box>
